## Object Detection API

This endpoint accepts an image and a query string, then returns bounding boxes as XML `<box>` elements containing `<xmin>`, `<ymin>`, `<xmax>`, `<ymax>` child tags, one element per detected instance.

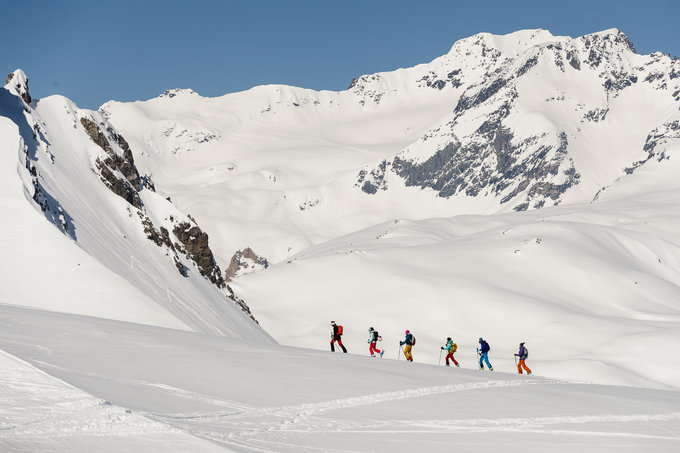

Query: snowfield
<box><xmin>1</xmin><ymin>304</ymin><xmax>680</xmax><ymax>452</ymax></box>
<box><xmin>2</xmin><ymin>27</ymin><xmax>680</xmax><ymax>451</ymax></box>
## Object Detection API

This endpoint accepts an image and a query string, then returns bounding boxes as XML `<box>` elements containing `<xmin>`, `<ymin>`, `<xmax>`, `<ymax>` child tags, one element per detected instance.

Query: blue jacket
<box><xmin>401</xmin><ymin>333</ymin><xmax>413</xmax><ymax>346</ymax></box>
<box><xmin>479</xmin><ymin>340</ymin><xmax>490</xmax><ymax>353</ymax></box>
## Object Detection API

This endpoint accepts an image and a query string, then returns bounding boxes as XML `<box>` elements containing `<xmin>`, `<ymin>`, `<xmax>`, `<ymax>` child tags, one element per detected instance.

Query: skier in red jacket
<box><xmin>330</xmin><ymin>321</ymin><xmax>347</xmax><ymax>353</ymax></box>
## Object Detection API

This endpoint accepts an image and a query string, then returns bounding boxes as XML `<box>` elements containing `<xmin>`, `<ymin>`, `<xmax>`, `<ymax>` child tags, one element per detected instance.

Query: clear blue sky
<box><xmin>2</xmin><ymin>0</ymin><xmax>678</xmax><ymax>109</ymax></box>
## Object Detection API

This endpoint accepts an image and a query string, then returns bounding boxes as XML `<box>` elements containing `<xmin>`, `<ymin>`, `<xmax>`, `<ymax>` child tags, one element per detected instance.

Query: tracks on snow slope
<box><xmin>143</xmin><ymin>377</ymin><xmax>680</xmax><ymax>452</ymax></box>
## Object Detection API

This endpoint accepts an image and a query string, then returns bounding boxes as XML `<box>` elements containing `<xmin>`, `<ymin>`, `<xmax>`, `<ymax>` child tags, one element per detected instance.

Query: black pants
<box><xmin>331</xmin><ymin>335</ymin><xmax>347</xmax><ymax>353</ymax></box>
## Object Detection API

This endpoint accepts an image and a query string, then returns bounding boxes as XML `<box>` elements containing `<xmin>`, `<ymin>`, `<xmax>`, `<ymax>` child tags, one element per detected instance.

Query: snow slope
<box><xmin>0</xmin><ymin>349</ymin><xmax>223</xmax><ymax>452</ymax></box>
<box><xmin>1</xmin><ymin>304</ymin><xmax>679</xmax><ymax>452</ymax></box>
<box><xmin>1</xmin><ymin>70</ymin><xmax>270</xmax><ymax>340</ymax></box>
<box><xmin>235</xmin><ymin>156</ymin><xmax>680</xmax><ymax>390</ymax></box>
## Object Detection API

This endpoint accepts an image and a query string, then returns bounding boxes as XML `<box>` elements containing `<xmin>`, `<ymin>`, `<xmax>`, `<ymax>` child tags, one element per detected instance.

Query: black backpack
<box><xmin>412</xmin><ymin>335</ymin><xmax>416</xmax><ymax>346</ymax></box>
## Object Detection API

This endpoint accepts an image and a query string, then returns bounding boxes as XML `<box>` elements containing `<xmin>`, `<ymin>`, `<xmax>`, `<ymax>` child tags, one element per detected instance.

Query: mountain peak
<box><xmin>4</xmin><ymin>69</ymin><xmax>31</xmax><ymax>104</ymax></box>
<box><xmin>579</xmin><ymin>28</ymin><xmax>635</xmax><ymax>54</ymax></box>
<box><xmin>447</xmin><ymin>29</ymin><xmax>563</xmax><ymax>57</ymax></box>
<box><xmin>158</xmin><ymin>88</ymin><xmax>198</xmax><ymax>99</ymax></box>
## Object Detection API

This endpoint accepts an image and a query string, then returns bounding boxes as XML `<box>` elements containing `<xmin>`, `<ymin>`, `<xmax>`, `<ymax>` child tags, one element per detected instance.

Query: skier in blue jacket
<box><xmin>478</xmin><ymin>337</ymin><xmax>493</xmax><ymax>371</ymax></box>
<box><xmin>400</xmin><ymin>330</ymin><xmax>414</xmax><ymax>362</ymax></box>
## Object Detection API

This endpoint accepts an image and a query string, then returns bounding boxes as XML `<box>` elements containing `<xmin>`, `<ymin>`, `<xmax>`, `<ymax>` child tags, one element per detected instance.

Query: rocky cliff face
<box><xmin>225</xmin><ymin>247</ymin><xmax>269</xmax><ymax>282</ymax></box>
<box><xmin>2</xmin><ymin>71</ymin><xmax>259</xmax><ymax>325</ymax></box>
<box><xmin>81</xmin><ymin>116</ymin><xmax>144</xmax><ymax>209</ymax></box>
<box><xmin>356</xmin><ymin>30</ymin><xmax>680</xmax><ymax>211</ymax></box>
<box><xmin>79</xmin><ymin>113</ymin><xmax>232</xmax><ymax>291</ymax></box>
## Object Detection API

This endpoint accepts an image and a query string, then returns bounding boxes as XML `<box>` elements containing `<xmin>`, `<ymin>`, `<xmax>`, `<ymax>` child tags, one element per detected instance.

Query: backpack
<box><xmin>337</xmin><ymin>325</ymin><xmax>343</xmax><ymax>335</ymax></box>
<box><xmin>412</xmin><ymin>335</ymin><xmax>416</xmax><ymax>346</ymax></box>
<box><xmin>451</xmin><ymin>342</ymin><xmax>457</xmax><ymax>353</ymax></box>
<box><xmin>374</xmin><ymin>330</ymin><xmax>380</xmax><ymax>341</ymax></box>
<box><xmin>523</xmin><ymin>347</ymin><xmax>528</xmax><ymax>359</ymax></box>
<box><xmin>481</xmin><ymin>341</ymin><xmax>490</xmax><ymax>353</ymax></box>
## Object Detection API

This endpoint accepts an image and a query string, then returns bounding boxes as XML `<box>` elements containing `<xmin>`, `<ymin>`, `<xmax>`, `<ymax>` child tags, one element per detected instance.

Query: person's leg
<box><xmin>451</xmin><ymin>354</ymin><xmax>459</xmax><ymax>366</ymax></box>
<box><xmin>520</xmin><ymin>360</ymin><xmax>532</xmax><ymax>374</ymax></box>
<box><xmin>517</xmin><ymin>360</ymin><xmax>523</xmax><ymax>374</ymax></box>
<box><xmin>330</xmin><ymin>338</ymin><xmax>335</xmax><ymax>352</ymax></box>
<box><xmin>445</xmin><ymin>353</ymin><xmax>452</xmax><ymax>365</ymax></box>
<box><xmin>404</xmin><ymin>345</ymin><xmax>412</xmax><ymax>361</ymax></box>
<box><xmin>369</xmin><ymin>343</ymin><xmax>375</xmax><ymax>355</ymax></box>
<box><xmin>483</xmin><ymin>353</ymin><xmax>492</xmax><ymax>369</ymax></box>
<box><xmin>338</xmin><ymin>338</ymin><xmax>347</xmax><ymax>353</ymax></box>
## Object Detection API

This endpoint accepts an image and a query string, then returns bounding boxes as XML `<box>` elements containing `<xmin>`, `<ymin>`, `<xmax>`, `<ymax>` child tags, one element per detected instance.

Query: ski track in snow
<box><xmin>149</xmin><ymin>378</ymin><xmax>555</xmax><ymax>421</ymax></box>
<box><xmin>145</xmin><ymin>377</ymin><xmax>680</xmax><ymax>451</ymax></box>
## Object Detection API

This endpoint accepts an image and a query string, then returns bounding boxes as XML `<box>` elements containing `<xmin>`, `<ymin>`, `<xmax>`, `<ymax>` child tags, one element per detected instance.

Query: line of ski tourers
<box><xmin>330</xmin><ymin>321</ymin><xmax>532</xmax><ymax>374</ymax></box>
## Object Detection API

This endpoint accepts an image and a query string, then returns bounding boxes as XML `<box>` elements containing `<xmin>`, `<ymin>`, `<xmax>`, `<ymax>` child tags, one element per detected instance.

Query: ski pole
<box><xmin>398</xmin><ymin>344</ymin><xmax>403</xmax><ymax>361</ymax></box>
<box><xmin>438</xmin><ymin>349</ymin><xmax>442</xmax><ymax>365</ymax></box>
<box><xmin>514</xmin><ymin>354</ymin><xmax>518</xmax><ymax>366</ymax></box>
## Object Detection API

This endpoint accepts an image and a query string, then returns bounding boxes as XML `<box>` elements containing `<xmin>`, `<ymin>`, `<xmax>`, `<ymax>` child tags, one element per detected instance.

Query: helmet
<box><xmin>331</xmin><ymin>321</ymin><xmax>336</xmax><ymax>325</ymax></box>
<box><xmin>405</xmin><ymin>330</ymin><xmax>410</xmax><ymax>334</ymax></box>
<box><xmin>520</xmin><ymin>342</ymin><xmax>525</xmax><ymax>346</ymax></box>
<box><xmin>479</xmin><ymin>337</ymin><xmax>483</xmax><ymax>342</ymax></box>
<box><xmin>447</xmin><ymin>337</ymin><xmax>452</xmax><ymax>341</ymax></box>
<box><xmin>368</xmin><ymin>327</ymin><xmax>374</xmax><ymax>331</ymax></box>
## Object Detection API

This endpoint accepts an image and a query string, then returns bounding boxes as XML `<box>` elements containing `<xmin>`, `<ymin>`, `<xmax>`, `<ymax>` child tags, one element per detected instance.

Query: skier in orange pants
<box><xmin>400</xmin><ymin>330</ymin><xmax>415</xmax><ymax>361</ymax></box>
<box><xmin>515</xmin><ymin>342</ymin><xmax>532</xmax><ymax>374</ymax></box>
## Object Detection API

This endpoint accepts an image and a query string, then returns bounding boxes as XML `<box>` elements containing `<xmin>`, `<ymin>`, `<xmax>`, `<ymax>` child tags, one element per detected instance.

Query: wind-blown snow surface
<box><xmin>1</xmin><ymin>304</ymin><xmax>680</xmax><ymax>452</ymax></box>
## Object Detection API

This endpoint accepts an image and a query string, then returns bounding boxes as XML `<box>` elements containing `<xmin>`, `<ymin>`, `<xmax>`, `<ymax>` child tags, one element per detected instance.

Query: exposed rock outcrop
<box><xmin>81</xmin><ymin>117</ymin><xmax>143</xmax><ymax>209</ymax></box>
<box><xmin>173</xmin><ymin>221</ymin><xmax>225</xmax><ymax>288</ymax></box>
<box><xmin>226</xmin><ymin>285</ymin><xmax>258</xmax><ymax>324</ymax></box>
<box><xmin>6</xmin><ymin>71</ymin><xmax>31</xmax><ymax>104</ymax></box>
<box><xmin>225</xmin><ymin>247</ymin><xmax>269</xmax><ymax>282</ymax></box>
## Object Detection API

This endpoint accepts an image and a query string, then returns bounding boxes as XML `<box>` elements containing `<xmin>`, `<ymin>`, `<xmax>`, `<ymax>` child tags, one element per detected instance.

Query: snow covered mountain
<box><xmin>101</xmin><ymin>29</ymin><xmax>680</xmax><ymax>263</ymax></box>
<box><xmin>2</xmin><ymin>28</ymin><xmax>680</xmax><ymax>451</ymax></box>
<box><xmin>0</xmin><ymin>70</ymin><xmax>270</xmax><ymax>340</ymax></box>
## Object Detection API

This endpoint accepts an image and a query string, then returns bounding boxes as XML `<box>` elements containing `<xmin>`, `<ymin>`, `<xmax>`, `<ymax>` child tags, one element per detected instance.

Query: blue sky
<box><xmin>2</xmin><ymin>0</ymin><xmax>679</xmax><ymax>109</ymax></box>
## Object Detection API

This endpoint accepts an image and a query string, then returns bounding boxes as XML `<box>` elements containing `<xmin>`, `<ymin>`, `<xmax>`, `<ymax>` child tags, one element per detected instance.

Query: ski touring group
<box><xmin>329</xmin><ymin>321</ymin><xmax>532</xmax><ymax>375</ymax></box>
